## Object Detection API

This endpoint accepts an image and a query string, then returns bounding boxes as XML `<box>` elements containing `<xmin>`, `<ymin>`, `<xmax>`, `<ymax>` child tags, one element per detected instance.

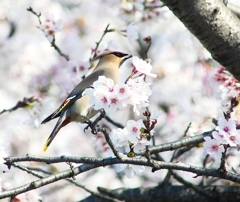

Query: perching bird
<box><xmin>41</xmin><ymin>51</ymin><xmax>132</xmax><ymax>151</ymax></box>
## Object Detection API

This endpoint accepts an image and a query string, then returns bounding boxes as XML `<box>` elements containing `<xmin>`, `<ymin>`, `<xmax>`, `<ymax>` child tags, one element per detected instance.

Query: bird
<box><xmin>41</xmin><ymin>50</ymin><xmax>132</xmax><ymax>151</ymax></box>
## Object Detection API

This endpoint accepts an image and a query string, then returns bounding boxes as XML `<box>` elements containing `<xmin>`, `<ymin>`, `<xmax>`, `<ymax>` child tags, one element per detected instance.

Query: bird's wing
<box><xmin>41</xmin><ymin>69</ymin><xmax>105</xmax><ymax>124</ymax></box>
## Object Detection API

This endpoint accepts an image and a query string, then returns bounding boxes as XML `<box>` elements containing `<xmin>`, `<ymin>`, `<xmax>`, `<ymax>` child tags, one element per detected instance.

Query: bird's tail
<box><xmin>43</xmin><ymin>115</ymin><xmax>70</xmax><ymax>151</ymax></box>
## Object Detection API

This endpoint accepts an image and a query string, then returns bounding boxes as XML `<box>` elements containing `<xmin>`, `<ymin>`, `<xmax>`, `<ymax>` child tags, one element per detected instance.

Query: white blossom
<box><xmin>115</xmin><ymin>157</ymin><xmax>145</xmax><ymax>178</ymax></box>
<box><xmin>132</xmin><ymin>56</ymin><xmax>157</xmax><ymax>78</ymax></box>
<box><xmin>39</xmin><ymin>13</ymin><xmax>62</xmax><ymax>42</ymax></box>
<box><xmin>215</xmin><ymin>117</ymin><xmax>237</xmax><ymax>136</ymax></box>
<box><xmin>203</xmin><ymin>137</ymin><xmax>224</xmax><ymax>160</ymax></box>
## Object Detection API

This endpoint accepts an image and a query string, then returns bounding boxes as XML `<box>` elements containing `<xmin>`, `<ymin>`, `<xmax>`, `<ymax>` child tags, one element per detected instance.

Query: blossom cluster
<box><xmin>204</xmin><ymin>117</ymin><xmax>240</xmax><ymax>160</ymax></box>
<box><xmin>110</xmin><ymin>120</ymin><xmax>151</xmax><ymax>154</ymax></box>
<box><xmin>120</xmin><ymin>0</ymin><xmax>163</xmax><ymax>22</ymax></box>
<box><xmin>209</xmin><ymin>67</ymin><xmax>240</xmax><ymax>112</ymax></box>
<box><xmin>67</xmin><ymin>60</ymin><xmax>89</xmax><ymax>79</ymax></box>
<box><xmin>84</xmin><ymin>56</ymin><xmax>157</xmax><ymax>178</ymax></box>
<box><xmin>110</xmin><ymin>115</ymin><xmax>157</xmax><ymax>178</ymax></box>
<box><xmin>84</xmin><ymin>56</ymin><xmax>156</xmax><ymax>115</ymax></box>
<box><xmin>204</xmin><ymin>67</ymin><xmax>240</xmax><ymax>161</ymax></box>
<box><xmin>39</xmin><ymin>13</ymin><xmax>62</xmax><ymax>42</ymax></box>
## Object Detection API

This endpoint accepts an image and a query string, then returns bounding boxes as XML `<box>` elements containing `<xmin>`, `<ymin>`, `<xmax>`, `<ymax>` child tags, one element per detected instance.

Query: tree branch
<box><xmin>143</xmin><ymin>130</ymin><xmax>213</xmax><ymax>155</ymax></box>
<box><xmin>27</xmin><ymin>7</ymin><xmax>70</xmax><ymax>61</ymax></box>
<box><xmin>160</xmin><ymin>0</ymin><xmax>240</xmax><ymax>81</ymax></box>
<box><xmin>84</xmin><ymin>185</ymin><xmax>240</xmax><ymax>202</ymax></box>
<box><xmin>3</xmin><ymin>154</ymin><xmax>240</xmax><ymax>199</ymax></box>
<box><xmin>13</xmin><ymin>163</ymin><xmax>118</xmax><ymax>202</ymax></box>
<box><xmin>0</xmin><ymin>163</ymin><xmax>98</xmax><ymax>199</ymax></box>
<box><xmin>0</xmin><ymin>96</ymin><xmax>38</xmax><ymax>116</ymax></box>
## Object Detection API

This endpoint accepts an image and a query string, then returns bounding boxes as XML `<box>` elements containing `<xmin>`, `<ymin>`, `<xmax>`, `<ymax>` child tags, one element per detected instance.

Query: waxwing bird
<box><xmin>41</xmin><ymin>51</ymin><xmax>132</xmax><ymax>151</ymax></box>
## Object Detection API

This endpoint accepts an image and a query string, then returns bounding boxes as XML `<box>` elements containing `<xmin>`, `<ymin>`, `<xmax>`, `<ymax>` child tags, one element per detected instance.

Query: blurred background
<box><xmin>0</xmin><ymin>0</ymin><xmax>239</xmax><ymax>201</ymax></box>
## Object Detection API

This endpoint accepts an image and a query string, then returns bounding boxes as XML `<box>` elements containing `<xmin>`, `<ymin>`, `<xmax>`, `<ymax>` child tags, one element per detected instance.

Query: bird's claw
<box><xmin>83</xmin><ymin>110</ymin><xmax>106</xmax><ymax>134</ymax></box>
<box><xmin>84</xmin><ymin>119</ymin><xmax>98</xmax><ymax>134</ymax></box>
<box><xmin>91</xmin><ymin>128</ymin><xmax>98</xmax><ymax>134</ymax></box>
<box><xmin>83</xmin><ymin>119</ymin><xmax>92</xmax><ymax>133</ymax></box>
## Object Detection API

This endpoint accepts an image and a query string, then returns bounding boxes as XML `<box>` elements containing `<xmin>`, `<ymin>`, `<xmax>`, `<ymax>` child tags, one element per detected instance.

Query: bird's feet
<box><xmin>83</xmin><ymin>109</ymin><xmax>106</xmax><ymax>134</ymax></box>
<box><xmin>83</xmin><ymin>119</ymin><xmax>97</xmax><ymax>134</ymax></box>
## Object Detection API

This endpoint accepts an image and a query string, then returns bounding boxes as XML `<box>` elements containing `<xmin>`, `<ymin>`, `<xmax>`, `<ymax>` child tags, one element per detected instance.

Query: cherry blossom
<box><xmin>124</xmin><ymin>76</ymin><xmax>153</xmax><ymax>114</ymax></box>
<box><xmin>110</xmin><ymin>128</ymin><xmax>130</xmax><ymax>153</ymax></box>
<box><xmin>132</xmin><ymin>137</ymin><xmax>151</xmax><ymax>153</ymax></box>
<box><xmin>151</xmin><ymin>110</ymin><xmax>161</xmax><ymax>120</ymax></box>
<box><xmin>114</xmin><ymin>83</ymin><xmax>131</xmax><ymax>99</ymax></box>
<box><xmin>226</xmin><ymin>132</ymin><xmax>240</xmax><ymax>147</ymax></box>
<box><xmin>115</xmin><ymin>157</ymin><xmax>145</xmax><ymax>178</ymax></box>
<box><xmin>67</xmin><ymin>60</ymin><xmax>89</xmax><ymax>79</ymax></box>
<box><xmin>212</xmin><ymin>131</ymin><xmax>228</xmax><ymax>145</ymax></box>
<box><xmin>84</xmin><ymin>74</ymin><xmax>153</xmax><ymax>114</ymax></box>
<box><xmin>203</xmin><ymin>137</ymin><xmax>224</xmax><ymax>160</ymax></box>
<box><xmin>215</xmin><ymin>117</ymin><xmax>237</xmax><ymax>136</ymax></box>
<box><xmin>132</xmin><ymin>56</ymin><xmax>157</xmax><ymax>78</ymax></box>
<box><xmin>110</xmin><ymin>118</ymin><xmax>152</xmax><ymax>156</ymax></box>
<box><xmin>209</xmin><ymin>117</ymin><xmax>240</xmax><ymax>153</ymax></box>
<box><xmin>125</xmin><ymin>119</ymin><xmax>144</xmax><ymax>144</ymax></box>
<box><xmin>39</xmin><ymin>13</ymin><xmax>62</xmax><ymax>42</ymax></box>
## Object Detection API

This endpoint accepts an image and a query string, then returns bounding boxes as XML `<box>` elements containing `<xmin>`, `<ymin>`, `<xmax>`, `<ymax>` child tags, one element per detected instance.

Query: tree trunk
<box><xmin>160</xmin><ymin>0</ymin><xmax>240</xmax><ymax>81</ymax></box>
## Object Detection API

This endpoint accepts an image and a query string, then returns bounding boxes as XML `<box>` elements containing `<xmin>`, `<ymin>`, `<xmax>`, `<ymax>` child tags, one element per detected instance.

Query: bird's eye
<box><xmin>113</xmin><ymin>52</ymin><xmax>128</xmax><ymax>58</ymax></box>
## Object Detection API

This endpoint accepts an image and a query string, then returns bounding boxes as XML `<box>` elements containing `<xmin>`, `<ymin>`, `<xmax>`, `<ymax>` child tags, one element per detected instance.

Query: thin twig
<box><xmin>143</xmin><ymin>36</ymin><xmax>152</xmax><ymax>60</ymax></box>
<box><xmin>51</xmin><ymin>37</ymin><xmax>70</xmax><ymax>61</ymax></box>
<box><xmin>27</xmin><ymin>7</ymin><xmax>70</xmax><ymax>61</ymax></box>
<box><xmin>0</xmin><ymin>96</ymin><xmax>38</xmax><ymax>116</ymax></box>
<box><xmin>183</xmin><ymin>122</ymin><xmax>192</xmax><ymax>137</ymax></box>
<box><xmin>98</xmin><ymin>127</ymin><xmax>122</xmax><ymax>159</ymax></box>
<box><xmin>27</xmin><ymin>7</ymin><xmax>41</xmax><ymax>24</ymax></box>
<box><xmin>91</xmin><ymin>24</ymin><xmax>115</xmax><ymax>60</ymax></box>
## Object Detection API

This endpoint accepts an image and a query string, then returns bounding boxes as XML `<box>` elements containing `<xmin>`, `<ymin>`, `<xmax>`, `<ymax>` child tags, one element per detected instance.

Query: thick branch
<box><xmin>2</xmin><ymin>152</ymin><xmax>240</xmax><ymax>199</ymax></box>
<box><xmin>83</xmin><ymin>185</ymin><xmax>240</xmax><ymax>202</ymax></box>
<box><xmin>5</xmin><ymin>131</ymin><xmax>212</xmax><ymax>166</ymax></box>
<box><xmin>145</xmin><ymin>130</ymin><xmax>212</xmax><ymax>155</ymax></box>
<box><xmin>161</xmin><ymin>0</ymin><xmax>240</xmax><ymax>80</ymax></box>
<box><xmin>0</xmin><ymin>163</ymin><xmax>98</xmax><ymax>199</ymax></box>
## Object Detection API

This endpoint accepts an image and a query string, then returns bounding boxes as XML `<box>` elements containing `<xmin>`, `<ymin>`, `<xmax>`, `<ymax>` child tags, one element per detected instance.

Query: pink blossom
<box><xmin>67</xmin><ymin>60</ymin><xmax>89</xmax><ymax>78</ymax></box>
<box><xmin>115</xmin><ymin>157</ymin><xmax>145</xmax><ymax>178</ymax></box>
<box><xmin>125</xmin><ymin>120</ymin><xmax>144</xmax><ymax>144</ymax></box>
<box><xmin>132</xmin><ymin>56</ymin><xmax>157</xmax><ymax>78</ymax></box>
<box><xmin>226</xmin><ymin>132</ymin><xmax>240</xmax><ymax>146</ymax></box>
<box><xmin>39</xmin><ymin>13</ymin><xmax>62</xmax><ymax>42</ymax></box>
<box><xmin>203</xmin><ymin>137</ymin><xmax>224</xmax><ymax>160</ymax></box>
<box><xmin>133</xmin><ymin>137</ymin><xmax>151</xmax><ymax>153</ymax></box>
<box><xmin>84</xmin><ymin>75</ymin><xmax>153</xmax><ymax>114</ymax></box>
<box><xmin>212</xmin><ymin>131</ymin><xmax>228</xmax><ymax>144</ymax></box>
<box><xmin>215</xmin><ymin>117</ymin><xmax>236</xmax><ymax>135</ymax></box>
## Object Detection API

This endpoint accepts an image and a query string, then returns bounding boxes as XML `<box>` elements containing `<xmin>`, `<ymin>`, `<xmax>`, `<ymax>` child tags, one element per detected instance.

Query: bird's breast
<box><xmin>67</xmin><ymin>95</ymin><xmax>99</xmax><ymax>123</ymax></box>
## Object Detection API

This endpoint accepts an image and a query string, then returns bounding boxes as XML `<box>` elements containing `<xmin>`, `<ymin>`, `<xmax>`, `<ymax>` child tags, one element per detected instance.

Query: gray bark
<box><xmin>160</xmin><ymin>0</ymin><xmax>240</xmax><ymax>81</ymax></box>
<box><xmin>81</xmin><ymin>185</ymin><xmax>240</xmax><ymax>202</ymax></box>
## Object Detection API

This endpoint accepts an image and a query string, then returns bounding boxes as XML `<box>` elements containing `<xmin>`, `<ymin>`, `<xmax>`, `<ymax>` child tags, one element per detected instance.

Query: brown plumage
<box><xmin>41</xmin><ymin>51</ymin><xmax>132</xmax><ymax>151</ymax></box>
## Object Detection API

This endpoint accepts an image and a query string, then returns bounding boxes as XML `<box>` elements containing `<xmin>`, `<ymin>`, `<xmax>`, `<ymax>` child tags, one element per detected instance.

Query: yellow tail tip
<box><xmin>43</xmin><ymin>138</ymin><xmax>51</xmax><ymax>152</ymax></box>
<box><xmin>43</xmin><ymin>145</ymin><xmax>48</xmax><ymax>152</ymax></box>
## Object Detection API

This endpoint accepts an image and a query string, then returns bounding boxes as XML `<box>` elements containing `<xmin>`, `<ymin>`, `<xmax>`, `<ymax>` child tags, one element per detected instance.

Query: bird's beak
<box><xmin>126</xmin><ymin>54</ymin><xmax>133</xmax><ymax>60</ymax></box>
<box><xmin>119</xmin><ymin>54</ymin><xmax>132</xmax><ymax>67</ymax></box>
